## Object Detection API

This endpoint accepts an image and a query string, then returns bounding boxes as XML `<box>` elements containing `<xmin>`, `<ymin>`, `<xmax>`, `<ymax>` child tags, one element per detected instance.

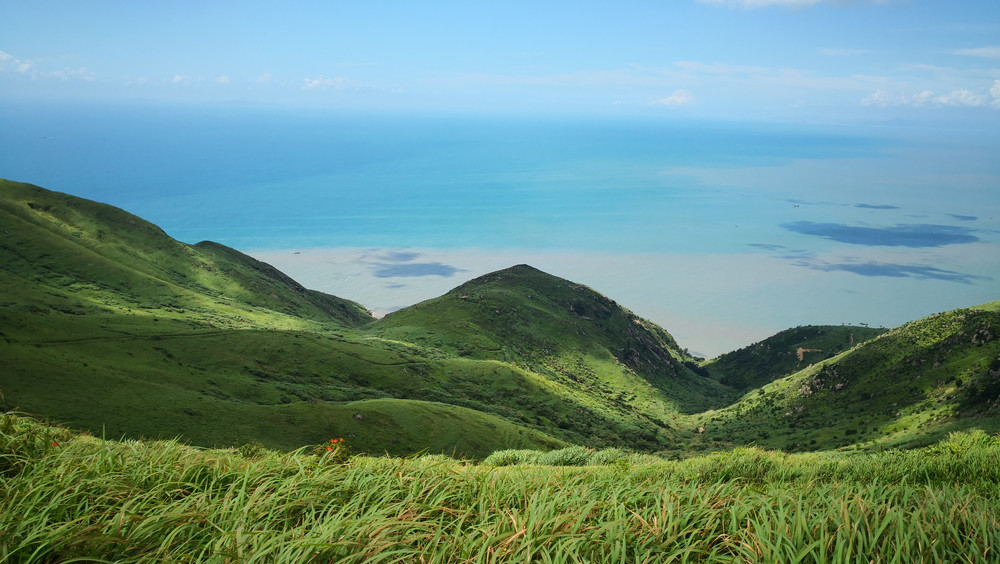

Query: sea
<box><xmin>2</xmin><ymin>102</ymin><xmax>998</xmax><ymax>356</ymax></box>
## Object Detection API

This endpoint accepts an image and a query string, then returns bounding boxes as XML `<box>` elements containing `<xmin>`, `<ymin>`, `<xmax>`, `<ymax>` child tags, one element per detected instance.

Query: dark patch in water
<box><xmin>373</xmin><ymin>262</ymin><xmax>463</xmax><ymax>278</ymax></box>
<box><xmin>781</xmin><ymin>222</ymin><xmax>978</xmax><ymax>247</ymax></box>
<box><xmin>380</xmin><ymin>250</ymin><xmax>422</xmax><ymax>263</ymax></box>
<box><xmin>804</xmin><ymin>261</ymin><xmax>990</xmax><ymax>284</ymax></box>
<box><xmin>855</xmin><ymin>203</ymin><xmax>899</xmax><ymax>210</ymax></box>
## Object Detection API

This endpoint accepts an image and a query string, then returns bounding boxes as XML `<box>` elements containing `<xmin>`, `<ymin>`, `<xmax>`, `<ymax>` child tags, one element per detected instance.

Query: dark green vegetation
<box><xmin>706</xmin><ymin>325</ymin><xmax>889</xmax><ymax>392</ymax></box>
<box><xmin>693</xmin><ymin>303</ymin><xmax>1000</xmax><ymax>453</ymax></box>
<box><xmin>2</xmin><ymin>178</ymin><xmax>999</xmax><ymax>460</ymax></box>
<box><xmin>2</xmin><ymin>414</ymin><xmax>998</xmax><ymax>562</ymax></box>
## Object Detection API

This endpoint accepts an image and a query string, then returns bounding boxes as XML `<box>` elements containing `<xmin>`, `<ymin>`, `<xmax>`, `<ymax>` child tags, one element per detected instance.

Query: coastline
<box><xmin>246</xmin><ymin>245</ymin><xmax>989</xmax><ymax>359</ymax></box>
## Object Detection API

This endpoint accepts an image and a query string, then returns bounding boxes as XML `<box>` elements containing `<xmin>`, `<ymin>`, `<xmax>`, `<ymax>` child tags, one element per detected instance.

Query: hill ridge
<box><xmin>2</xmin><ymin>177</ymin><xmax>998</xmax><ymax>457</ymax></box>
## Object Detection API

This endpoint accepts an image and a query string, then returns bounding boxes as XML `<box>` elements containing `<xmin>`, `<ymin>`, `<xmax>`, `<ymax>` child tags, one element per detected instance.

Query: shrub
<box><xmin>681</xmin><ymin>446</ymin><xmax>789</xmax><ymax>483</ymax></box>
<box><xmin>537</xmin><ymin>446</ymin><xmax>591</xmax><ymax>466</ymax></box>
<box><xmin>482</xmin><ymin>449</ymin><xmax>542</xmax><ymax>467</ymax></box>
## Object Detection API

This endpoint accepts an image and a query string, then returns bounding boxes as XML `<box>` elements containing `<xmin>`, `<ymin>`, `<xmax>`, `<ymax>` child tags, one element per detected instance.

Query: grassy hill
<box><xmin>2</xmin><ymin>177</ymin><xmax>999</xmax><ymax>460</ymax></box>
<box><xmin>0</xmin><ymin>180</ymin><xmax>373</xmax><ymax>329</ymax></box>
<box><xmin>705</xmin><ymin>325</ymin><xmax>889</xmax><ymax>392</ymax></box>
<box><xmin>691</xmin><ymin>306</ymin><xmax>1000</xmax><ymax>452</ymax></box>
<box><xmin>371</xmin><ymin>265</ymin><xmax>734</xmax><ymax>449</ymax></box>
<box><xmin>376</xmin><ymin>264</ymin><xmax>727</xmax><ymax>411</ymax></box>
<box><xmin>0</xmin><ymin>179</ymin><xmax>568</xmax><ymax>457</ymax></box>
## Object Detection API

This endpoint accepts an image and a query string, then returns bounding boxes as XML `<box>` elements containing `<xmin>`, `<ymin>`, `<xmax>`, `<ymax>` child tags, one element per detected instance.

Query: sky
<box><xmin>2</xmin><ymin>0</ymin><xmax>1000</xmax><ymax>123</ymax></box>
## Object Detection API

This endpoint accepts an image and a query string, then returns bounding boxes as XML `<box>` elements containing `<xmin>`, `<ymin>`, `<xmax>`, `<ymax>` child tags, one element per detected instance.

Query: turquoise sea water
<box><xmin>2</xmin><ymin>102</ymin><xmax>997</xmax><ymax>354</ymax></box>
<box><xmin>0</xmin><ymin>103</ymin><xmax>912</xmax><ymax>250</ymax></box>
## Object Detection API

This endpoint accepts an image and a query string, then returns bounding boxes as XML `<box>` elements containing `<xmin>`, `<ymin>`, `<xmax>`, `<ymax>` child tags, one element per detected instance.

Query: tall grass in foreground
<box><xmin>1</xmin><ymin>415</ymin><xmax>998</xmax><ymax>563</ymax></box>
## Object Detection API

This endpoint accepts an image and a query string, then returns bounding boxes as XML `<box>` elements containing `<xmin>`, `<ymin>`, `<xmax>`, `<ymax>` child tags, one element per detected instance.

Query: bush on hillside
<box><xmin>482</xmin><ymin>449</ymin><xmax>543</xmax><ymax>466</ymax></box>
<box><xmin>537</xmin><ymin>446</ymin><xmax>591</xmax><ymax>466</ymax></box>
<box><xmin>587</xmin><ymin>447</ymin><xmax>630</xmax><ymax>466</ymax></box>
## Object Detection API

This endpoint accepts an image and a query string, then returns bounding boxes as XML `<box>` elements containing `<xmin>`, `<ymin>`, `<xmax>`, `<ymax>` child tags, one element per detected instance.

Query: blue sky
<box><xmin>2</xmin><ymin>0</ymin><xmax>999</xmax><ymax>123</ymax></box>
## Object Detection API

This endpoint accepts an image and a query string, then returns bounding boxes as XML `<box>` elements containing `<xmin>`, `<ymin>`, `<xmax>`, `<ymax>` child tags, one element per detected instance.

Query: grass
<box><xmin>1</xmin><ymin>413</ymin><xmax>998</xmax><ymax>562</ymax></box>
<box><xmin>704</xmin><ymin>324</ymin><xmax>889</xmax><ymax>392</ymax></box>
<box><xmin>690</xmin><ymin>306</ymin><xmax>1000</xmax><ymax>453</ymax></box>
<box><xmin>3</xmin><ymin>178</ymin><xmax>999</xmax><ymax>461</ymax></box>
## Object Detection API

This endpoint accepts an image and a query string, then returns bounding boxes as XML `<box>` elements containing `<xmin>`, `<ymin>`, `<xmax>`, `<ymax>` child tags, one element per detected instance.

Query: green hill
<box><xmin>0</xmin><ymin>179</ymin><xmax>727</xmax><ymax>455</ymax></box>
<box><xmin>0</xmin><ymin>179</ymin><xmax>567</xmax><ymax>457</ymax></box>
<box><xmin>372</xmin><ymin>265</ymin><xmax>734</xmax><ymax>446</ymax></box>
<box><xmin>692</xmin><ymin>307</ymin><xmax>1000</xmax><ymax>452</ymax></box>
<box><xmin>705</xmin><ymin>325</ymin><xmax>889</xmax><ymax>392</ymax></box>
<box><xmin>2</xmin><ymin>178</ymin><xmax>998</xmax><ymax>459</ymax></box>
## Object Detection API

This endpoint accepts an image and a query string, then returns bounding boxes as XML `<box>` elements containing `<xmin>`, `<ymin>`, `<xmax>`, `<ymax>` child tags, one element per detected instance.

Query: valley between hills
<box><xmin>2</xmin><ymin>177</ymin><xmax>999</xmax><ymax>459</ymax></box>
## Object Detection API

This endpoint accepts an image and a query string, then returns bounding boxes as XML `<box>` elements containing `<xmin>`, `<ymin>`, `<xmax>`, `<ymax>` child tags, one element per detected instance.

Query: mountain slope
<box><xmin>0</xmin><ymin>180</ymin><xmax>568</xmax><ymax>457</ymax></box>
<box><xmin>0</xmin><ymin>179</ymin><xmax>373</xmax><ymax>330</ymax></box>
<box><xmin>0</xmin><ymin>180</ymin><xmax>733</xmax><ymax>454</ymax></box>
<box><xmin>375</xmin><ymin>265</ymin><xmax>731</xmax><ymax>409</ymax></box>
<box><xmin>369</xmin><ymin>265</ymin><xmax>736</xmax><ymax>450</ymax></box>
<box><xmin>1</xmin><ymin>180</ymin><xmax>729</xmax><ymax>454</ymax></box>
<box><xmin>693</xmin><ymin>305</ymin><xmax>1000</xmax><ymax>451</ymax></box>
<box><xmin>705</xmin><ymin>325</ymin><xmax>889</xmax><ymax>392</ymax></box>
<box><xmin>3</xmin><ymin>178</ymin><xmax>998</xmax><ymax>459</ymax></box>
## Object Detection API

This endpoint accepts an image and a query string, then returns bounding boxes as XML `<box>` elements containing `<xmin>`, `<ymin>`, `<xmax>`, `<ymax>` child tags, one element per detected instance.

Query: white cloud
<box><xmin>860</xmin><ymin>89</ymin><xmax>901</xmax><ymax>107</ymax></box>
<box><xmin>0</xmin><ymin>50</ymin><xmax>96</xmax><ymax>81</ymax></box>
<box><xmin>951</xmin><ymin>46</ymin><xmax>1000</xmax><ymax>59</ymax></box>
<box><xmin>171</xmin><ymin>74</ymin><xmax>188</xmax><ymax>84</ymax></box>
<box><xmin>862</xmin><ymin>86</ymin><xmax>995</xmax><ymax>108</ymax></box>
<box><xmin>47</xmin><ymin>67</ymin><xmax>96</xmax><ymax>81</ymax></box>
<box><xmin>654</xmin><ymin>89</ymin><xmax>694</xmax><ymax>106</ymax></box>
<box><xmin>934</xmin><ymin>89</ymin><xmax>986</xmax><ymax>107</ymax></box>
<box><xmin>216</xmin><ymin>75</ymin><xmax>230</xmax><ymax>84</ymax></box>
<box><xmin>911</xmin><ymin>90</ymin><xmax>935</xmax><ymax>105</ymax></box>
<box><xmin>0</xmin><ymin>50</ymin><xmax>33</xmax><ymax>74</ymax></box>
<box><xmin>302</xmin><ymin>75</ymin><xmax>356</xmax><ymax>90</ymax></box>
<box><xmin>256</xmin><ymin>72</ymin><xmax>273</xmax><ymax>83</ymax></box>
<box><xmin>820</xmin><ymin>48</ymin><xmax>869</xmax><ymax>56</ymax></box>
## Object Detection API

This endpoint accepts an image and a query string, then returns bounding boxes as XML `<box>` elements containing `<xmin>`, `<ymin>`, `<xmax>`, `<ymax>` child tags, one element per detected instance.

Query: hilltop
<box><xmin>2</xmin><ymin>178</ymin><xmax>998</xmax><ymax>458</ymax></box>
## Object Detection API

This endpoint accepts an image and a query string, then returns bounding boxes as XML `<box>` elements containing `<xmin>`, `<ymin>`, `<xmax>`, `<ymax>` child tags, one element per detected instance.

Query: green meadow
<box><xmin>2</xmin><ymin>414</ymin><xmax>998</xmax><ymax>562</ymax></box>
<box><xmin>2</xmin><ymin>178</ymin><xmax>1000</xmax><ymax>561</ymax></box>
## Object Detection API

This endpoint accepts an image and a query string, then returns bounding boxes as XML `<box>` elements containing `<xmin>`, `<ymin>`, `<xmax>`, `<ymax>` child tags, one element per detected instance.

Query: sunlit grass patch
<box><xmin>2</xmin><ymin>414</ymin><xmax>998</xmax><ymax>562</ymax></box>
